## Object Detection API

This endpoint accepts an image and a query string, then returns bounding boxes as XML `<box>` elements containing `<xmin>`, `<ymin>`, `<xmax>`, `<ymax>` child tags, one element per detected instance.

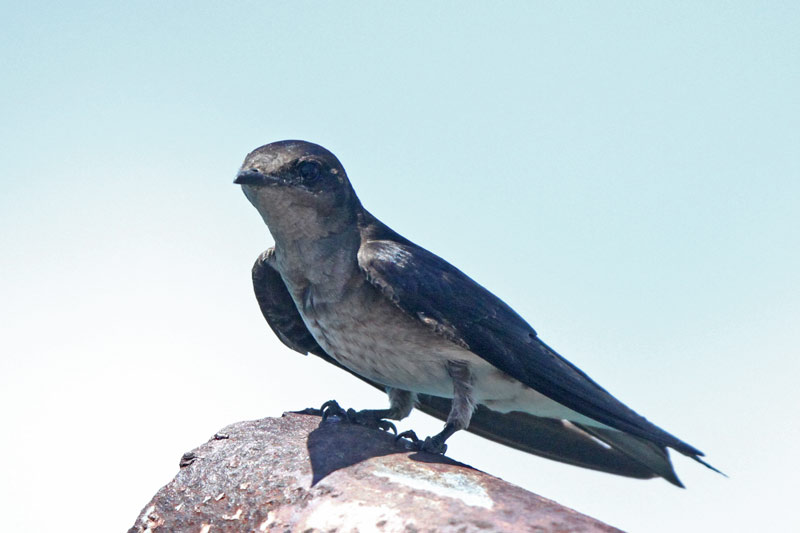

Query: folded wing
<box><xmin>356</xmin><ymin>239</ymin><xmax>707</xmax><ymax>463</ymax></box>
<box><xmin>251</xmin><ymin>251</ymin><xmax>689</xmax><ymax>484</ymax></box>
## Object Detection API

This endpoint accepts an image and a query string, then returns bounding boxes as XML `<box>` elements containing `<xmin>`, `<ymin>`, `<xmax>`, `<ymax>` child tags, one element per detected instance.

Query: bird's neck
<box><xmin>272</xmin><ymin>227</ymin><xmax>362</xmax><ymax>292</ymax></box>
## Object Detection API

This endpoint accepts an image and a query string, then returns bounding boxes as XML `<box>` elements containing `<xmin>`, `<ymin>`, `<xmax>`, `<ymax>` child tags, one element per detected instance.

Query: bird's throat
<box><xmin>273</xmin><ymin>229</ymin><xmax>362</xmax><ymax>293</ymax></box>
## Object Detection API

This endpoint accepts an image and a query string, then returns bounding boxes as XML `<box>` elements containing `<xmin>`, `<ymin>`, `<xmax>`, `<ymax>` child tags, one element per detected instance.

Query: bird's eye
<box><xmin>298</xmin><ymin>160</ymin><xmax>322</xmax><ymax>183</ymax></box>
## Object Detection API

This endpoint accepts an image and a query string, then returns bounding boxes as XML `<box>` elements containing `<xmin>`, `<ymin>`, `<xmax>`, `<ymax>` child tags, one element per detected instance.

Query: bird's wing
<box><xmin>251</xmin><ymin>250</ymin><xmax>679</xmax><ymax>482</ymax></box>
<box><xmin>357</xmin><ymin>238</ymin><xmax>707</xmax><ymax>460</ymax></box>
<box><xmin>252</xmin><ymin>248</ymin><xmax>321</xmax><ymax>355</ymax></box>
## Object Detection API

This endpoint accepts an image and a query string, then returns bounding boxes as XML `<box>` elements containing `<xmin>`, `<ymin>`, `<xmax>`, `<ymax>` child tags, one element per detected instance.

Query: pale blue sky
<box><xmin>1</xmin><ymin>2</ymin><xmax>798</xmax><ymax>531</ymax></box>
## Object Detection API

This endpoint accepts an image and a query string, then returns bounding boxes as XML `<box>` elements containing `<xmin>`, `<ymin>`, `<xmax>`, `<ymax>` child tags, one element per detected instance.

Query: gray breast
<box><xmin>299</xmin><ymin>281</ymin><xmax>466</xmax><ymax>397</ymax></box>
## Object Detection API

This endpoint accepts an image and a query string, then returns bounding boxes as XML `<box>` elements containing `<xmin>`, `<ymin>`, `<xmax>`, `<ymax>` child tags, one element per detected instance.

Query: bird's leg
<box><xmin>424</xmin><ymin>360</ymin><xmax>476</xmax><ymax>453</ymax></box>
<box><xmin>387</xmin><ymin>387</ymin><xmax>417</xmax><ymax>419</ymax></box>
<box><xmin>400</xmin><ymin>360</ymin><xmax>476</xmax><ymax>454</ymax></box>
<box><xmin>419</xmin><ymin>423</ymin><xmax>460</xmax><ymax>454</ymax></box>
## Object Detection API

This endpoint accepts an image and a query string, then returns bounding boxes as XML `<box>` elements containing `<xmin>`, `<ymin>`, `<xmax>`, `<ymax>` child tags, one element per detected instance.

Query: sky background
<box><xmin>1</xmin><ymin>2</ymin><xmax>798</xmax><ymax>531</ymax></box>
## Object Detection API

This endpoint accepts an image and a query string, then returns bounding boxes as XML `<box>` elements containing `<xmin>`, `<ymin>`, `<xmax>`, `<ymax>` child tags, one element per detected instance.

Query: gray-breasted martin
<box><xmin>235</xmin><ymin>140</ymin><xmax>720</xmax><ymax>487</ymax></box>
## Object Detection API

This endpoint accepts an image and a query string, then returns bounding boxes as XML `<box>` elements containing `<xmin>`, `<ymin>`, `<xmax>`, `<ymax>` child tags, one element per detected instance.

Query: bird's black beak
<box><xmin>234</xmin><ymin>168</ymin><xmax>268</xmax><ymax>185</ymax></box>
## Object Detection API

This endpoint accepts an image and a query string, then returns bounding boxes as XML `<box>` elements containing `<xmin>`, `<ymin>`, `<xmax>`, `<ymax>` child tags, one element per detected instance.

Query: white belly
<box><xmin>300</xmin><ymin>288</ymin><xmax>607</xmax><ymax>429</ymax></box>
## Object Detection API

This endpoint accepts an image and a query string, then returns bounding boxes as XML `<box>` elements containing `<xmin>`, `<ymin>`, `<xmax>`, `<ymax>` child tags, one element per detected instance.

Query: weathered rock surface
<box><xmin>129</xmin><ymin>413</ymin><xmax>621</xmax><ymax>532</ymax></box>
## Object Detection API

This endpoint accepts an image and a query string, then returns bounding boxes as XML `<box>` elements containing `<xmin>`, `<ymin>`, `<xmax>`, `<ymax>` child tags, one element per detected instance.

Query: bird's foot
<box><xmin>395</xmin><ymin>429</ymin><xmax>421</xmax><ymax>451</ymax></box>
<box><xmin>317</xmin><ymin>400</ymin><xmax>397</xmax><ymax>434</ymax></box>
<box><xmin>396</xmin><ymin>429</ymin><xmax>421</xmax><ymax>445</ymax></box>
<box><xmin>346</xmin><ymin>408</ymin><xmax>397</xmax><ymax>434</ymax></box>
<box><xmin>395</xmin><ymin>430</ymin><xmax>448</xmax><ymax>454</ymax></box>
<box><xmin>319</xmin><ymin>400</ymin><xmax>349</xmax><ymax>421</ymax></box>
<box><xmin>420</xmin><ymin>435</ymin><xmax>448</xmax><ymax>455</ymax></box>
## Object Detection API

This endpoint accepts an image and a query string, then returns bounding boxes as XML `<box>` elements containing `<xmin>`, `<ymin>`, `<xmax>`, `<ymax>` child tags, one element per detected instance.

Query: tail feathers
<box><xmin>690</xmin><ymin>454</ymin><xmax>727</xmax><ymax>477</ymax></box>
<box><xmin>576</xmin><ymin>424</ymin><xmax>684</xmax><ymax>487</ymax></box>
<box><xmin>416</xmin><ymin>398</ymin><xmax>673</xmax><ymax>481</ymax></box>
<box><xmin>577</xmin><ymin>424</ymin><xmax>727</xmax><ymax>485</ymax></box>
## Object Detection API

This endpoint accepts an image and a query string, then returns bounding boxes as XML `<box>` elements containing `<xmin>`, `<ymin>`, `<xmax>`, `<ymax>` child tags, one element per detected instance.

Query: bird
<box><xmin>234</xmin><ymin>139</ymin><xmax>720</xmax><ymax>487</ymax></box>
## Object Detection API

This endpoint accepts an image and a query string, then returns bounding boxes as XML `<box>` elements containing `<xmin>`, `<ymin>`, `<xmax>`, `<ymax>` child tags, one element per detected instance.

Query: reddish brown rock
<box><xmin>129</xmin><ymin>413</ymin><xmax>621</xmax><ymax>532</ymax></box>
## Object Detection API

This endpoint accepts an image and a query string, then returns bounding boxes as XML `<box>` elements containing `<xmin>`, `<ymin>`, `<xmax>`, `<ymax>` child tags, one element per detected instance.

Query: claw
<box><xmin>319</xmin><ymin>401</ymin><xmax>400</xmax><ymax>436</ymax></box>
<box><xmin>395</xmin><ymin>430</ymin><xmax>448</xmax><ymax>454</ymax></box>
<box><xmin>320</xmin><ymin>400</ymin><xmax>347</xmax><ymax>421</ymax></box>
<box><xmin>377</xmin><ymin>420</ymin><xmax>398</xmax><ymax>435</ymax></box>
<box><xmin>342</xmin><ymin>408</ymin><xmax>394</xmax><ymax>433</ymax></box>
<box><xmin>420</xmin><ymin>436</ymin><xmax>448</xmax><ymax>455</ymax></box>
<box><xmin>396</xmin><ymin>429</ymin><xmax>421</xmax><ymax>445</ymax></box>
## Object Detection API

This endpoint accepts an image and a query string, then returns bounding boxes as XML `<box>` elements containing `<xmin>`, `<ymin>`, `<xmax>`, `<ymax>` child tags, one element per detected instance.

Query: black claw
<box><xmin>396</xmin><ymin>429</ymin><xmax>421</xmax><ymax>445</ymax></box>
<box><xmin>377</xmin><ymin>420</ymin><xmax>398</xmax><ymax>435</ymax></box>
<box><xmin>318</xmin><ymin>400</ymin><xmax>400</xmax><ymax>436</ymax></box>
<box><xmin>320</xmin><ymin>399</ymin><xmax>347</xmax><ymax>421</ymax></box>
<box><xmin>394</xmin><ymin>431</ymin><xmax>448</xmax><ymax>454</ymax></box>
<box><xmin>420</xmin><ymin>436</ymin><xmax>448</xmax><ymax>455</ymax></box>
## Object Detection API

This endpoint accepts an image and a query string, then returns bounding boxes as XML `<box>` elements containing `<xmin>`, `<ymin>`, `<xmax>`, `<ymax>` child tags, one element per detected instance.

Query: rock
<box><xmin>129</xmin><ymin>413</ymin><xmax>621</xmax><ymax>532</ymax></box>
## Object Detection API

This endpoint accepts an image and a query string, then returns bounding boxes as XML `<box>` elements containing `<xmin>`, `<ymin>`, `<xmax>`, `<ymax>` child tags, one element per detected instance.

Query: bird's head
<box><xmin>235</xmin><ymin>140</ymin><xmax>360</xmax><ymax>242</ymax></box>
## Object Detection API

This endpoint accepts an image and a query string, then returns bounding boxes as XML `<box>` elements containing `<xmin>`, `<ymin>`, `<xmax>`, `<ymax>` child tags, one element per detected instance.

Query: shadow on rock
<box><xmin>306</xmin><ymin>416</ymin><xmax>468</xmax><ymax>485</ymax></box>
